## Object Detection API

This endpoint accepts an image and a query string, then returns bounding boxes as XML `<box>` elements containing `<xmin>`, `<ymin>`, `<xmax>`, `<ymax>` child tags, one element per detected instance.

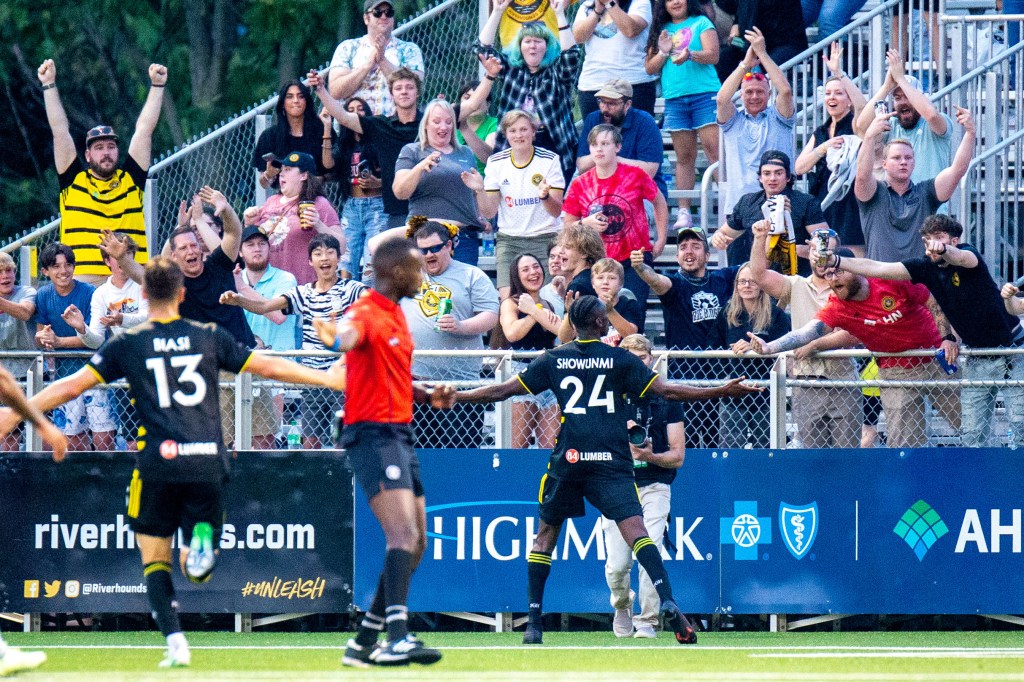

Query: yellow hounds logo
<box><xmin>881</xmin><ymin>296</ymin><xmax>897</xmax><ymax>311</ymax></box>
<box><xmin>531</xmin><ymin>173</ymin><xmax>544</xmax><ymax>186</ymax></box>
<box><xmin>951</xmin><ymin>272</ymin><xmax>960</xmax><ymax>287</ymax></box>
<box><xmin>288</xmin><ymin>153</ymin><xmax>300</xmax><ymax>163</ymax></box>
<box><xmin>416</xmin><ymin>281</ymin><xmax>453</xmax><ymax>318</ymax></box>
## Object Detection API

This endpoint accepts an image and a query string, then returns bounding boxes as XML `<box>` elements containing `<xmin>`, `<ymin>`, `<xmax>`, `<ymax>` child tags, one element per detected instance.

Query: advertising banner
<box><xmin>1</xmin><ymin>451</ymin><xmax>353</xmax><ymax>613</ymax></box>
<box><xmin>355</xmin><ymin>448</ymin><xmax>1024</xmax><ymax>614</ymax></box>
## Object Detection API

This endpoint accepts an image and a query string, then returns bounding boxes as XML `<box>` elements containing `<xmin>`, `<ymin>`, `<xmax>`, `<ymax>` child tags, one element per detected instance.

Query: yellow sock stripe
<box><xmin>143</xmin><ymin>562</ymin><xmax>172</xmax><ymax>577</ymax></box>
<box><xmin>127</xmin><ymin>470</ymin><xmax>142</xmax><ymax>518</ymax></box>
<box><xmin>632</xmin><ymin>537</ymin><xmax>654</xmax><ymax>553</ymax></box>
<box><xmin>527</xmin><ymin>552</ymin><xmax>552</xmax><ymax>565</ymax></box>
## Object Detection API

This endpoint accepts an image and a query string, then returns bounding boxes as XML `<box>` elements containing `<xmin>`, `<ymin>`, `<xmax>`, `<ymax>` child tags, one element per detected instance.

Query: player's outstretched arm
<box><xmin>413</xmin><ymin>384</ymin><xmax>457</xmax><ymax>409</ymax></box>
<box><xmin>650</xmin><ymin>376</ymin><xmax>763</xmax><ymax>402</ymax></box>
<box><xmin>0</xmin><ymin>366</ymin><xmax>68</xmax><ymax>460</ymax></box>
<box><xmin>454</xmin><ymin>377</ymin><xmax>529</xmax><ymax>404</ymax></box>
<box><xmin>313</xmin><ymin>316</ymin><xmax>361</xmax><ymax>353</ymax></box>
<box><xmin>245</xmin><ymin>353</ymin><xmax>346</xmax><ymax>392</ymax></box>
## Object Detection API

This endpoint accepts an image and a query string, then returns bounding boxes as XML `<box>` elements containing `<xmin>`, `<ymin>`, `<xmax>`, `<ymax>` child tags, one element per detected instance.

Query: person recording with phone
<box><xmin>601</xmin><ymin>333</ymin><xmax>684</xmax><ymax>640</ymax></box>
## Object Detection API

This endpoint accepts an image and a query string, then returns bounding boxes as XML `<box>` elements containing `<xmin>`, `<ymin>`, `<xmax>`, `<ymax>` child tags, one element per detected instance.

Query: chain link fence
<box><xmin>5</xmin><ymin>348</ymin><xmax>1023</xmax><ymax>453</ymax></box>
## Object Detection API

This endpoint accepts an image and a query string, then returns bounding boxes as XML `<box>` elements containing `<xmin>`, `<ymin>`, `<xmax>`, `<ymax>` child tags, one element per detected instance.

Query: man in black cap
<box><xmin>711</xmin><ymin>150</ymin><xmax>828</xmax><ymax>276</ymax></box>
<box><xmin>326</xmin><ymin>0</ymin><xmax>425</xmax><ymax>117</ymax></box>
<box><xmin>38</xmin><ymin>58</ymin><xmax>167</xmax><ymax>285</ymax></box>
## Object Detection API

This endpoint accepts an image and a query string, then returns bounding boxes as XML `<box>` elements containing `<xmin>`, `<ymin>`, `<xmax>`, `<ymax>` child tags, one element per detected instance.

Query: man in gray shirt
<box><xmin>401</xmin><ymin>219</ymin><xmax>499</xmax><ymax>448</ymax></box>
<box><xmin>855</xmin><ymin>106</ymin><xmax>975</xmax><ymax>262</ymax></box>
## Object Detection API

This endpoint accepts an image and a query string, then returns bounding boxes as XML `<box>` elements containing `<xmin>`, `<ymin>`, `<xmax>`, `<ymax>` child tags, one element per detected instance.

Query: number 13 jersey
<box><xmin>87</xmin><ymin>317</ymin><xmax>253</xmax><ymax>482</ymax></box>
<box><xmin>518</xmin><ymin>339</ymin><xmax>657</xmax><ymax>479</ymax></box>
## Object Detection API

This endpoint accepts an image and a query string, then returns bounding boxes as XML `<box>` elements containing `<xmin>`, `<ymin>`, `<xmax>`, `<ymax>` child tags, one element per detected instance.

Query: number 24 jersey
<box><xmin>87</xmin><ymin>317</ymin><xmax>252</xmax><ymax>482</ymax></box>
<box><xmin>518</xmin><ymin>339</ymin><xmax>657</xmax><ymax>479</ymax></box>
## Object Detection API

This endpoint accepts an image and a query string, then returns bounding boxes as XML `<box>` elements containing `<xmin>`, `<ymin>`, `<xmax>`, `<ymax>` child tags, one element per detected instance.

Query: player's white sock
<box><xmin>167</xmin><ymin>632</ymin><xmax>188</xmax><ymax>653</ymax></box>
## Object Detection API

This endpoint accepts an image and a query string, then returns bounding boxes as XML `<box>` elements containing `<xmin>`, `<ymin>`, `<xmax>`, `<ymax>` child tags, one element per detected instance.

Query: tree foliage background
<box><xmin>0</xmin><ymin>0</ymin><xmax>438</xmax><ymax>241</ymax></box>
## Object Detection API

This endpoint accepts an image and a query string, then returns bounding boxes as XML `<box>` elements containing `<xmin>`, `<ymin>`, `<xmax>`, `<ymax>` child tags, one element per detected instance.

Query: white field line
<box><xmin>27</xmin><ymin>644</ymin><xmax>1024</xmax><ymax>653</ymax></box>
<box><xmin>24</xmin><ymin>673</ymin><xmax>1024</xmax><ymax>682</ymax></box>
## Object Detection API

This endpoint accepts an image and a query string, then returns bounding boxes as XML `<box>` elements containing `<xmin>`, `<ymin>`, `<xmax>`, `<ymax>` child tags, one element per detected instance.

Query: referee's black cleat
<box><xmin>372</xmin><ymin>634</ymin><xmax>442</xmax><ymax>666</ymax></box>
<box><xmin>661</xmin><ymin>601</ymin><xmax>697</xmax><ymax>645</ymax></box>
<box><xmin>341</xmin><ymin>638</ymin><xmax>379</xmax><ymax>668</ymax></box>
<box><xmin>185</xmin><ymin>522</ymin><xmax>216</xmax><ymax>584</ymax></box>
<box><xmin>522</xmin><ymin>624</ymin><xmax>543</xmax><ymax>645</ymax></box>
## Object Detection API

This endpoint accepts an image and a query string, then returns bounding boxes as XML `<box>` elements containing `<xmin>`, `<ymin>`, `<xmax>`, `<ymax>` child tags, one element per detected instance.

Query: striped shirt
<box><xmin>282</xmin><ymin>278</ymin><xmax>368</xmax><ymax>368</ymax></box>
<box><xmin>58</xmin><ymin>155</ymin><xmax>149</xmax><ymax>276</ymax></box>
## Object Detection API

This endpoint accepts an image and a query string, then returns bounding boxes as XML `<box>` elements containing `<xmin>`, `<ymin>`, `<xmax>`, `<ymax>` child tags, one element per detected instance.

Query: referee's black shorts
<box><xmin>537</xmin><ymin>471</ymin><xmax>642</xmax><ymax>526</ymax></box>
<box><xmin>126</xmin><ymin>469</ymin><xmax>224</xmax><ymax>543</ymax></box>
<box><xmin>342</xmin><ymin>422</ymin><xmax>424</xmax><ymax>500</ymax></box>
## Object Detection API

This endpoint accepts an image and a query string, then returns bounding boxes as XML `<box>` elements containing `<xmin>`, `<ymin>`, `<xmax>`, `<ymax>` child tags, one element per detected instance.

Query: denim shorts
<box><xmin>662</xmin><ymin>92</ymin><xmax>718</xmax><ymax>132</ymax></box>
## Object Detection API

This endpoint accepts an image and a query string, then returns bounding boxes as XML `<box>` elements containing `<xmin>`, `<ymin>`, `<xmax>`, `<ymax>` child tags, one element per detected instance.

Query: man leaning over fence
<box><xmin>747</xmin><ymin>261</ymin><xmax>961</xmax><ymax>448</ymax></box>
<box><xmin>835</xmin><ymin>214</ymin><xmax>1024</xmax><ymax>447</ymax></box>
<box><xmin>38</xmin><ymin>59</ymin><xmax>164</xmax><ymax>285</ymax></box>
<box><xmin>748</xmin><ymin>221</ymin><xmax>861</xmax><ymax>448</ymax></box>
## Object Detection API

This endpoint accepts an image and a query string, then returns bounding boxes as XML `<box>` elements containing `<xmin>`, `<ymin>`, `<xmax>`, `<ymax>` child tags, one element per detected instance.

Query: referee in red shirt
<box><xmin>314</xmin><ymin>237</ymin><xmax>454</xmax><ymax>668</ymax></box>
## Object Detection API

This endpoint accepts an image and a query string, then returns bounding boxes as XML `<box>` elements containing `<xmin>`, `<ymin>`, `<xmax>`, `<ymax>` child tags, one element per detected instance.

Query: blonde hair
<box><xmin>418</xmin><ymin>99</ymin><xmax>461</xmax><ymax>152</ymax></box>
<box><xmin>620</xmin><ymin>333</ymin><xmax>653</xmax><ymax>355</ymax></box>
<box><xmin>0</xmin><ymin>252</ymin><xmax>15</xmax><ymax>272</ymax></box>
<box><xmin>591</xmin><ymin>257</ymin><xmax>624</xmax><ymax>282</ymax></box>
<box><xmin>499</xmin><ymin>109</ymin><xmax>540</xmax><ymax>134</ymax></box>
<box><xmin>558</xmin><ymin>224</ymin><xmax>606</xmax><ymax>267</ymax></box>
<box><xmin>726</xmin><ymin>265</ymin><xmax>774</xmax><ymax>332</ymax></box>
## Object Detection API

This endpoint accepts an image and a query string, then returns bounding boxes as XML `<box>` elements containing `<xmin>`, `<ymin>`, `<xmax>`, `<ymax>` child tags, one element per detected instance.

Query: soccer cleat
<box><xmin>522</xmin><ymin>624</ymin><xmax>543</xmax><ymax>645</ymax></box>
<box><xmin>185</xmin><ymin>522</ymin><xmax>216</xmax><ymax>584</ymax></box>
<box><xmin>371</xmin><ymin>634</ymin><xmax>441</xmax><ymax>666</ymax></box>
<box><xmin>633</xmin><ymin>624</ymin><xmax>657</xmax><ymax>639</ymax></box>
<box><xmin>661</xmin><ymin>601</ymin><xmax>697</xmax><ymax>645</ymax></box>
<box><xmin>612</xmin><ymin>608</ymin><xmax>634</xmax><ymax>638</ymax></box>
<box><xmin>0</xmin><ymin>647</ymin><xmax>46</xmax><ymax>676</ymax></box>
<box><xmin>341</xmin><ymin>639</ymin><xmax>379</xmax><ymax>668</ymax></box>
<box><xmin>157</xmin><ymin>647</ymin><xmax>191</xmax><ymax>668</ymax></box>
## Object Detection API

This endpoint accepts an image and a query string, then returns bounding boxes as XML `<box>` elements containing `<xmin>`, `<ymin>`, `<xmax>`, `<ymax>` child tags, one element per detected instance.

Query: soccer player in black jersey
<box><xmin>0</xmin><ymin>257</ymin><xmax>346</xmax><ymax>669</ymax></box>
<box><xmin>0</xmin><ymin>365</ymin><xmax>66</xmax><ymax>675</ymax></box>
<box><xmin>453</xmin><ymin>295</ymin><xmax>759</xmax><ymax>645</ymax></box>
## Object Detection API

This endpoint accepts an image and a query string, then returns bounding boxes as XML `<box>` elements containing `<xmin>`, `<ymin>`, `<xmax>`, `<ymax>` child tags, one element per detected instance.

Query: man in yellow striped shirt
<box><xmin>38</xmin><ymin>58</ymin><xmax>166</xmax><ymax>284</ymax></box>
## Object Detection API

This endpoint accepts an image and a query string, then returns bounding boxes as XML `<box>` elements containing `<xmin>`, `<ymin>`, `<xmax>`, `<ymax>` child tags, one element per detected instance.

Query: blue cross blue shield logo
<box><xmin>779</xmin><ymin>502</ymin><xmax>818</xmax><ymax>560</ymax></box>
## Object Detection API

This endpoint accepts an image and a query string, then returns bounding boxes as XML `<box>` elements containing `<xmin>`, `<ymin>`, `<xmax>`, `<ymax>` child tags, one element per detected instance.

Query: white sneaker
<box><xmin>158</xmin><ymin>647</ymin><xmax>191</xmax><ymax>668</ymax></box>
<box><xmin>673</xmin><ymin>211</ymin><xmax>693</xmax><ymax>229</ymax></box>
<box><xmin>634</xmin><ymin>623</ymin><xmax>657</xmax><ymax>639</ymax></box>
<box><xmin>612</xmin><ymin>608</ymin><xmax>634</xmax><ymax>637</ymax></box>
<box><xmin>0</xmin><ymin>648</ymin><xmax>46</xmax><ymax>675</ymax></box>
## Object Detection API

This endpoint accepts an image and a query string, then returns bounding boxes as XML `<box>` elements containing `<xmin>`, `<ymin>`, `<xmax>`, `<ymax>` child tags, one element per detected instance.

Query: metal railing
<box><xmin>5</xmin><ymin>347</ymin><xmax>1022</xmax><ymax>454</ymax></box>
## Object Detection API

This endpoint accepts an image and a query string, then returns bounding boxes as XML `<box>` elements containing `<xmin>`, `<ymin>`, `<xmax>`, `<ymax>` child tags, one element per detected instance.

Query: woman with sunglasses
<box><xmin>708</xmin><ymin>262</ymin><xmax>789</xmax><ymax>448</ymax></box>
<box><xmin>644</xmin><ymin>0</ymin><xmax>720</xmax><ymax>230</ymax></box>
<box><xmin>326</xmin><ymin>0</ymin><xmax>425</xmax><ymax>117</ymax></box>
<box><xmin>477</xmin><ymin>0</ymin><xmax>582</xmax><ymax>184</ymax></box>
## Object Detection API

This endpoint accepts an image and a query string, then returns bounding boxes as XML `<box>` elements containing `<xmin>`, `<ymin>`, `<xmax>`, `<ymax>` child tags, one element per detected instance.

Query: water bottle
<box><xmin>1009</xmin><ymin>426</ymin><xmax>1018</xmax><ymax>451</ymax></box>
<box><xmin>481</xmin><ymin>229</ymin><xmax>495</xmax><ymax>257</ymax></box>
<box><xmin>287</xmin><ymin>420</ymin><xmax>302</xmax><ymax>450</ymax></box>
<box><xmin>492</xmin><ymin>452</ymin><xmax>500</xmax><ymax>469</ymax></box>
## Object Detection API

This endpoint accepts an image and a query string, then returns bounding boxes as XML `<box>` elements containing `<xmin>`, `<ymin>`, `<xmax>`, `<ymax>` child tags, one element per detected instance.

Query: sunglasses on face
<box><xmin>419</xmin><ymin>242</ymin><xmax>448</xmax><ymax>255</ymax></box>
<box><xmin>92</xmin><ymin>126</ymin><xmax>114</xmax><ymax>135</ymax></box>
<box><xmin>743</xmin><ymin>72</ymin><xmax>767</xmax><ymax>82</ymax></box>
<box><xmin>370</xmin><ymin>7</ymin><xmax>395</xmax><ymax>18</ymax></box>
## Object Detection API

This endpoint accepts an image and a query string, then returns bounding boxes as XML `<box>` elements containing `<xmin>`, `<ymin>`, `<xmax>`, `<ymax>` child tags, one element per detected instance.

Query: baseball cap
<box><xmin>364</xmin><ymin>0</ymin><xmax>391</xmax><ymax>11</ymax></box>
<box><xmin>241</xmin><ymin>226</ymin><xmax>268</xmax><ymax>244</ymax></box>
<box><xmin>677</xmin><ymin>225</ymin><xmax>708</xmax><ymax>247</ymax></box>
<box><xmin>85</xmin><ymin>125</ymin><xmax>118</xmax><ymax>147</ymax></box>
<box><xmin>270</xmin><ymin>151</ymin><xmax>316</xmax><ymax>174</ymax></box>
<box><xmin>759</xmin><ymin>150</ymin><xmax>792</xmax><ymax>176</ymax></box>
<box><xmin>595</xmin><ymin>78</ymin><xmax>633</xmax><ymax>100</ymax></box>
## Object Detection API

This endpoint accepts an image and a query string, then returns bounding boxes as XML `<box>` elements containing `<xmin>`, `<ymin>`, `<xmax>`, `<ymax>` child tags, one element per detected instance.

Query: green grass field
<box><xmin>5</xmin><ymin>631</ymin><xmax>1024</xmax><ymax>680</ymax></box>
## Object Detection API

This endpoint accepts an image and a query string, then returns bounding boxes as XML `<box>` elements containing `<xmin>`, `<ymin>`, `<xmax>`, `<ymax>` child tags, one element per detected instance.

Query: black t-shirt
<box><xmin>566</xmin><ymin>269</ymin><xmax>598</xmax><ymax>298</ymax></box>
<box><xmin>519</xmin><ymin>340</ymin><xmax>657</xmax><ymax>479</ymax></box>
<box><xmin>88</xmin><ymin>317</ymin><xmax>252</xmax><ymax>482</ymax></box>
<box><xmin>252</xmin><ymin>123</ymin><xmax>331</xmax><ymax>178</ymax></box>
<box><xmin>625</xmin><ymin>394</ymin><xmax>683</xmax><ymax>486</ymax></box>
<box><xmin>182</xmin><ymin>247</ymin><xmax>256</xmax><ymax>348</ymax></box>
<box><xmin>726</xmin><ymin>188</ymin><xmax>827</xmax><ymax>276</ymax></box>
<box><xmin>334</xmin><ymin>129</ymin><xmax>382</xmax><ymax>201</ymax></box>
<box><xmin>358</xmin><ymin>112</ymin><xmax>423</xmax><ymax>216</ymax></box>
<box><xmin>902</xmin><ymin>244</ymin><xmax>1020</xmax><ymax>347</ymax></box>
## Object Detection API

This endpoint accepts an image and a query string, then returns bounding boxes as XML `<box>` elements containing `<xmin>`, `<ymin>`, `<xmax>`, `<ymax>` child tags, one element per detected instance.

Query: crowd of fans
<box><xmin>9</xmin><ymin>0</ymin><xmax>1024</xmax><ymax>452</ymax></box>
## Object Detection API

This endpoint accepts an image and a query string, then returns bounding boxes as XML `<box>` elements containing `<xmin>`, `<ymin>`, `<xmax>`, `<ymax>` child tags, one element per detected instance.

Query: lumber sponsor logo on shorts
<box><xmin>159</xmin><ymin>440</ymin><xmax>218</xmax><ymax>460</ymax></box>
<box><xmin>565</xmin><ymin>449</ymin><xmax>612</xmax><ymax>463</ymax></box>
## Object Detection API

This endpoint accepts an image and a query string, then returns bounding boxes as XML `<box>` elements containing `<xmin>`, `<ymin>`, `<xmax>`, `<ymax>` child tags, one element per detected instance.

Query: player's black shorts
<box><xmin>126</xmin><ymin>469</ymin><xmax>224</xmax><ymax>543</ymax></box>
<box><xmin>342</xmin><ymin>422</ymin><xmax>424</xmax><ymax>500</ymax></box>
<box><xmin>537</xmin><ymin>471</ymin><xmax>642</xmax><ymax>525</ymax></box>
